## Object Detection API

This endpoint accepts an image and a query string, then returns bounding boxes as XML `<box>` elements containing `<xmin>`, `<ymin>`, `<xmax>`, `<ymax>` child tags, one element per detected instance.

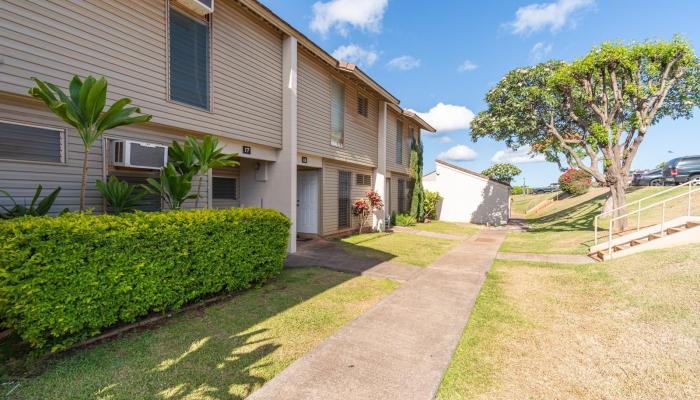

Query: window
<box><xmin>397</xmin><ymin>179</ymin><xmax>405</xmax><ymax>213</ymax></box>
<box><xmin>212</xmin><ymin>177</ymin><xmax>237</xmax><ymax>200</ymax></box>
<box><xmin>107</xmin><ymin>171</ymin><xmax>161</xmax><ymax>212</ymax></box>
<box><xmin>331</xmin><ymin>80</ymin><xmax>345</xmax><ymax>147</ymax></box>
<box><xmin>356</xmin><ymin>174</ymin><xmax>371</xmax><ymax>186</ymax></box>
<box><xmin>0</xmin><ymin>121</ymin><xmax>63</xmax><ymax>163</ymax></box>
<box><xmin>169</xmin><ymin>6</ymin><xmax>210</xmax><ymax>110</ymax></box>
<box><xmin>338</xmin><ymin>170</ymin><xmax>351</xmax><ymax>228</ymax></box>
<box><xmin>357</xmin><ymin>95</ymin><xmax>369</xmax><ymax>117</ymax></box>
<box><xmin>396</xmin><ymin>120</ymin><xmax>404</xmax><ymax>164</ymax></box>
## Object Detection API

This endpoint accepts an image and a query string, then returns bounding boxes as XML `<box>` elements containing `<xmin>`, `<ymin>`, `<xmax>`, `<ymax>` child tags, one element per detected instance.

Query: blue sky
<box><xmin>262</xmin><ymin>0</ymin><xmax>700</xmax><ymax>187</ymax></box>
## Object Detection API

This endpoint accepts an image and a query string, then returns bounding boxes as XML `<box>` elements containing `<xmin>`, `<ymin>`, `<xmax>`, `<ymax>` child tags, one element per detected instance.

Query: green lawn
<box><xmin>1</xmin><ymin>268</ymin><xmax>398</xmax><ymax>399</ymax></box>
<box><xmin>339</xmin><ymin>231</ymin><xmax>458</xmax><ymax>267</ymax></box>
<box><xmin>510</xmin><ymin>192</ymin><xmax>558</xmax><ymax>216</ymax></box>
<box><xmin>501</xmin><ymin>186</ymin><xmax>692</xmax><ymax>255</ymax></box>
<box><xmin>413</xmin><ymin>221</ymin><xmax>481</xmax><ymax>236</ymax></box>
<box><xmin>438</xmin><ymin>244</ymin><xmax>700</xmax><ymax>399</ymax></box>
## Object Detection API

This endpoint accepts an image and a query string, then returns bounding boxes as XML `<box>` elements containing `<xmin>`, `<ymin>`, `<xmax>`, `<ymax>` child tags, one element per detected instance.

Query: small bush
<box><xmin>394</xmin><ymin>213</ymin><xmax>417</xmax><ymax>227</ymax></box>
<box><xmin>0</xmin><ymin>208</ymin><xmax>290</xmax><ymax>352</ymax></box>
<box><xmin>423</xmin><ymin>191</ymin><xmax>442</xmax><ymax>220</ymax></box>
<box><xmin>559</xmin><ymin>168</ymin><xmax>591</xmax><ymax>196</ymax></box>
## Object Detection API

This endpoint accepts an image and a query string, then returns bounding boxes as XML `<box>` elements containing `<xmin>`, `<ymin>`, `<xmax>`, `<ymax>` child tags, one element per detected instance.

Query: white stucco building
<box><xmin>424</xmin><ymin>160</ymin><xmax>511</xmax><ymax>225</ymax></box>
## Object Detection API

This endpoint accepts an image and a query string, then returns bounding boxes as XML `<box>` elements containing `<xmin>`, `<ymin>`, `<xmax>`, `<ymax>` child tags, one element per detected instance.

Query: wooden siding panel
<box><xmin>298</xmin><ymin>51</ymin><xmax>378</xmax><ymax>167</ymax></box>
<box><xmin>0</xmin><ymin>0</ymin><xmax>284</xmax><ymax>148</ymax></box>
<box><xmin>0</xmin><ymin>97</ymin><xmax>210</xmax><ymax>213</ymax></box>
<box><xmin>321</xmin><ymin>159</ymin><xmax>375</xmax><ymax>236</ymax></box>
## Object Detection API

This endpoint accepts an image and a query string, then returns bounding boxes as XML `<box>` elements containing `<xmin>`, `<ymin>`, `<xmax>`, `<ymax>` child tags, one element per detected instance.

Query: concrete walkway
<box><xmin>286</xmin><ymin>239</ymin><xmax>422</xmax><ymax>282</ymax></box>
<box><xmin>250</xmin><ymin>229</ymin><xmax>507</xmax><ymax>400</ymax></box>
<box><xmin>497</xmin><ymin>251</ymin><xmax>594</xmax><ymax>264</ymax></box>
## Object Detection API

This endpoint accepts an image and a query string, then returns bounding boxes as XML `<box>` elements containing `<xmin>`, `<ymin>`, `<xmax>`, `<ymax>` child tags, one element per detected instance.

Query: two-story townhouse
<box><xmin>0</xmin><ymin>0</ymin><xmax>435</xmax><ymax>251</ymax></box>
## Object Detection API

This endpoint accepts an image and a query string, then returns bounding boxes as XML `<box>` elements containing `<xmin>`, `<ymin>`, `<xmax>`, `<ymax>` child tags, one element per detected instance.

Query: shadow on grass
<box><xmin>526</xmin><ymin>191</ymin><xmax>609</xmax><ymax>232</ymax></box>
<box><xmin>0</xmin><ymin>268</ymin><xmax>361</xmax><ymax>399</ymax></box>
<box><xmin>288</xmin><ymin>234</ymin><xmax>397</xmax><ymax>273</ymax></box>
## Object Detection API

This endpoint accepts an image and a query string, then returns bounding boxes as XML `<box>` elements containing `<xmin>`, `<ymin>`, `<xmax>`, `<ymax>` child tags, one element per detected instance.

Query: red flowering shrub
<box><xmin>352</xmin><ymin>191</ymin><xmax>384</xmax><ymax>233</ymax></box>
<box><xmin>559</xmin><ymin>168</ymin><xmax>591</xmax><ymax>196</ymax></box>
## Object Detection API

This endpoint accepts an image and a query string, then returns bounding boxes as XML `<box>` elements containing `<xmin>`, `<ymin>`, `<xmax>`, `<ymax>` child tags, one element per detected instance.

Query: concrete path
<box><xmin>497</xmin><ymin>251</ymin><xmax>594</xmax><ymax>264</ymax></box>
<box><xmin>286</xmin><ymin>239</ymin><xmax>422</xmax><ymax>282</ymax></box>
<box><xmin>391</xmin><ymin>226</ymin><xmax>470</xmax><ymax>241</ymax></box>
<box><xmin>250</xmin><ymin>229</ymin><xmax>507</xmax><ymax>400</ymax></box>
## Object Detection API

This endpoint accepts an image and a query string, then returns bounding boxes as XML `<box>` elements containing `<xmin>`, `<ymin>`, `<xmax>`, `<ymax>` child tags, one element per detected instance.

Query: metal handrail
<box><xmin>597</xmin><ymin>180</ymin><xmax>696</xmax><ymax>218</ymax></box>
<box><xmin>595</xmin><ymin>183</ymin><xmax>700</xmax><ymax>259</ymax></box>
<box><xmin>593</xmin><ymin>180</ymin><xmax>698</xmax><ymax>246</ymax></box>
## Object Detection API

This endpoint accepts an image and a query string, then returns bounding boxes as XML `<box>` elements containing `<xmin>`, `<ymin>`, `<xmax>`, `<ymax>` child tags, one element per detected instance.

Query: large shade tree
<box><xmin>471</xmin><ymin>38</ymin><xmax>700</xmax><ymax>231</ymax></box>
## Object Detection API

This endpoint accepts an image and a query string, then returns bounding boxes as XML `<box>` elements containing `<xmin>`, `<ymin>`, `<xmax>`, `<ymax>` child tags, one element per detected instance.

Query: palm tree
<box><xmin>185</xmin><ymin>136</ymin><xmax>238</xmax><ymax>208</ymax></box>
<box><xmin>28</xmin><ymin>75</ymin><xmax>152</xmax><ymax>211</ymax></box>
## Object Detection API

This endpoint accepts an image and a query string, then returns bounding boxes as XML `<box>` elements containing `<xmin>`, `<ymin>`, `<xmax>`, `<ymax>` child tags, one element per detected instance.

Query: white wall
<box><xmin>424</xmin><ymin>162</ymin><xmax>510</xmax><ymax>225</ymax></box>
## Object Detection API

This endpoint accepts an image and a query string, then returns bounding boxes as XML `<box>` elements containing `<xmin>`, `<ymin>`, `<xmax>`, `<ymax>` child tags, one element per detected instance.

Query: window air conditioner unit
<box><xmin>175</xmin><ymin>0</ymin><xmax>214</xmax><ymax>16</ymax></box>
<box><xmin>111</xmin><ymin>140</ymin><xmax>168</xmax><ymax>170</ymax></box>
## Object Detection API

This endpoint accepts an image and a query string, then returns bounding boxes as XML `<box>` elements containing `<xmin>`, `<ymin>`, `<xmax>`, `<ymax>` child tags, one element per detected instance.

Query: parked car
<box><xmin>631</xmin><ymin>168</ymin><xmax>665</xmax><ymax>186</ymax></box>
<box><xmin>533</xmin><ymin>183</ymin><xmax>560</xmax><ymax>194</ymax></box>
<box><xmin>662</xmin><ymin>156</ymin><xmax>700</xmax><ymax>185</ymax></box>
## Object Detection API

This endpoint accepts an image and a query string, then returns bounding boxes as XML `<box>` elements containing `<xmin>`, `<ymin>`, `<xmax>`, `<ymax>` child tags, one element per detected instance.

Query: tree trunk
<box><xmin>80</xmin><ymin>149</ymin><xmax>89</xmax><ymax>212</ymax></box>
<box><xmin>608</xmin><ymin>179</ymin><xmax>628</xmax><ymax>233</ymax></box>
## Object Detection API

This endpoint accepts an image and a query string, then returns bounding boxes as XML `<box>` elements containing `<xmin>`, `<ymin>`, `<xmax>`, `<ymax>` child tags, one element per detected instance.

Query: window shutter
<box><xmin>331</xmin><ymin>80</ymin><xmax>345</xmax><ymax>147</ymax></box>
<box><xmin>0</xmin><ymin>121</ymin><xmax>63</xmax><ymax>163</ymax></box>
<box><xmin>212</xmin><ymin>177</ymin><xmax>237</xmax><ymax>200</ymax></box>
<box><xmin>169</xmin><ymin>7</ymin><xmax>210</xmax><ymax>109</ymax></box>
<box><xmin>398</xmin><ymin>179</ymin><xmax>405</xmax><ymax>213</ymax></box>
<box><xmin>396</xmin><ymin>120</ymin><xmax>404</xmax><ymax>164</ymax></box>
<box><xmin>357</xmin><ymin>96</ymin><xmax>369</xmax><ymax>117</ymax></box>
<box><xmin>338</xmin><ymin>170</ymin><xmax>351</xmax><ymax>228</ymax></box>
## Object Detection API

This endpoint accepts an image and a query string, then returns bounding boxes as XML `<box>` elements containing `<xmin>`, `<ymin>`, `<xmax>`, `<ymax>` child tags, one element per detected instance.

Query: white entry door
<box><xmin>297</xmin><ymin>170</ymin><xmax>319</xmax><ymax>234</ymax></box>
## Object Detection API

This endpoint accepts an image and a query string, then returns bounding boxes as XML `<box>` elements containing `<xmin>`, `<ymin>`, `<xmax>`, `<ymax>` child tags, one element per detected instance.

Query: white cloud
<box><xmin>529</xmin><ymin>42</ymin><xmax>553</xmax><ymax>61</ymax></box>
<box><xmin>509</xmin><ymin>0</ymin><xmax>595</xmax><ymax>35</ymax></box>
<box><xmin>332</xmin><ymin>44</ymin><xmax>379</xmax><ymax>67</ymax></box>
<box><xmin>438</xmin><ymin>145</ymin><xmax>478</xmax><ymax>162</ymax></box>
<box><xmin>386</xmin><ymin>55</ymin><xmax>421</xmax><ymax>71</ymax></box>
<box><xmin>411</xmin><ymin>103</ymin><xmax>476</xmax><ymax>132</ymax></box>
<box><xmin>311</xmin><ymin>0</ymin><xmax>389</xmax><ymax>36</ymax></box>
<box><xmin>438</xmin><ymin>136</ymin><xmax>453</xmax><ymax>144</ymax></box>
<box><xmin>491</xmin><ymin>145</ymin><xmax>546</xmax><ymax>164</ymax></box>
<box><xmin>458</xmin><ymin>60</ymin><xmax>478</xmax><ymax>72</ymax></box>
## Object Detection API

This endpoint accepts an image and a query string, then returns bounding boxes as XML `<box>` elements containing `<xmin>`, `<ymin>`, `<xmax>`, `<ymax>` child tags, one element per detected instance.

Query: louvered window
<box><xmin>213</xmin><ymin>177</ymin><xmax>237</xmax><ymax>200</ymax></box>
<box><xmin>0</xmin><ymin>121</ymin><xmax>64</xmax><ymax>163</ymax></box>
<box><xmin>169</xmin><ymin>6</ymin><xmax>210</xmax><ymax>110</ymax></box>
<box><xmin>396</xmin><ymin>120</ymin><xmax>404</xmax><ymax>164</ymax></box>
<box><xmin>356</xmin><ymin>174</ymin><xmax>372</xmax><ymax>186</ymax></box>
<box><xmin>357</xmin><ymin>96</ymin><xmax>369</xmax><ymax>117</ymax></box>
<box><xmin>398</xmin><ymin>179</ymin><xmax>406</xmax><ymax>213</ymax></box>
<box><xmin>338</xmin><ymin>170</ymin><xmax>351</xmax><ymax>228</ymax></box>
<box><xmin>331</xmin><ymin>80</ymin><xmax>345</xmax><ymax>147</ymax></box>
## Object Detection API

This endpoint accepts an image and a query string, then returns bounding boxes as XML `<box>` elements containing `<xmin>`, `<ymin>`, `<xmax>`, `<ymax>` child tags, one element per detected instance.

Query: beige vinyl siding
<box><xmin>387</xmin><ymin>111</ymin><xmax>413</xmax><ymax>175</ymax></box>
<box><xmin>0</xmin><ymin>96</ymin><xmax>209</xmax><ymax>213</ymax></box>
<box><xmin>321</xmin><ymin>159</ymin><xmax>374</xmax><ymax>236</ymax></box>
<box><xmin>298</xmin><ymin>51</ymin><xmax>379</xmax><ymax>167</ymax></box>
<box><xmin>0</xmin><ymin>0</ymin><xmax>284</xmax><ymax>148</ymax></box>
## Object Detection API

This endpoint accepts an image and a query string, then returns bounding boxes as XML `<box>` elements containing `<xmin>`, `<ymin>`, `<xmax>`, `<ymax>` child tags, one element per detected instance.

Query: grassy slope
<box><xmin>502</xmin><ymin>186</ymin><xmax>694</xmax><ymax>255</ymax></box>
<box><xmin>413</xmin><ymin>221</ymin><xmax>481</xmax><ymax>236</ymax></box>
<box><xmin>511</xmin><ymin>192</ymin><xmax>558</xmax><ymax>216</ymax></box>
<box><xmin>2</xmin><ymin>268</ymin><xmax>398</xmax><ymax>399</ymax></box>
<box><xmin>438</xmin><ymin>245</ymin><xmax>700</xmax><ymax>399</ymax></box>
<box><xmin>340</xmin><ymin>231</ymin><xmax>458</xmax><ymax>267</ymax></box>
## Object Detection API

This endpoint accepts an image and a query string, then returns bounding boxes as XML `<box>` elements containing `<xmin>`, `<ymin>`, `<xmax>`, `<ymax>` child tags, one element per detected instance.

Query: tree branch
<box><xmin>546</xmin><ymin>115</ymin><xmax>605</xmax><ymax>182</ymax></box>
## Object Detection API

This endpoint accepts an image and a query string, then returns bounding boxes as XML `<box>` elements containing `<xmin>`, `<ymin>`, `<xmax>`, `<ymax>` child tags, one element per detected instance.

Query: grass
<box><xmin>0</xmin><ymin>268</ymin><xmax>398</xmax><ymax>399</ymax></box>
<box><xmin>502</xmin><ymin>186</ymin><xmax>698</xmax><ymax>255</ymax></box>
<box><xmin>438</xmin><ymin>244</ymin><xmax>700</xmax><ymax>399</ymax></box>
<box><xmin>413</xmin><ymin>221</ymin><xmax>481</xmax><ymax>236</ymax></box>
<box><xmin>339</xmin><ymin>231</ymin><xmax>458</xmax><ymax>267</ymax></box>
<box><xmin>511</xmin><ymin>192</ymin><xmax>558</xmax><ymax>216</ymax></box>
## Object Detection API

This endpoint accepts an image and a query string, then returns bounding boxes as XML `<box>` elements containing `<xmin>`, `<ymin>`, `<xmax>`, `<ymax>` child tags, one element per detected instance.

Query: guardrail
<box><xmin>593</xmin><ymin>180</ymin><xmax>700</xmax><ymax>257</ymax></box>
